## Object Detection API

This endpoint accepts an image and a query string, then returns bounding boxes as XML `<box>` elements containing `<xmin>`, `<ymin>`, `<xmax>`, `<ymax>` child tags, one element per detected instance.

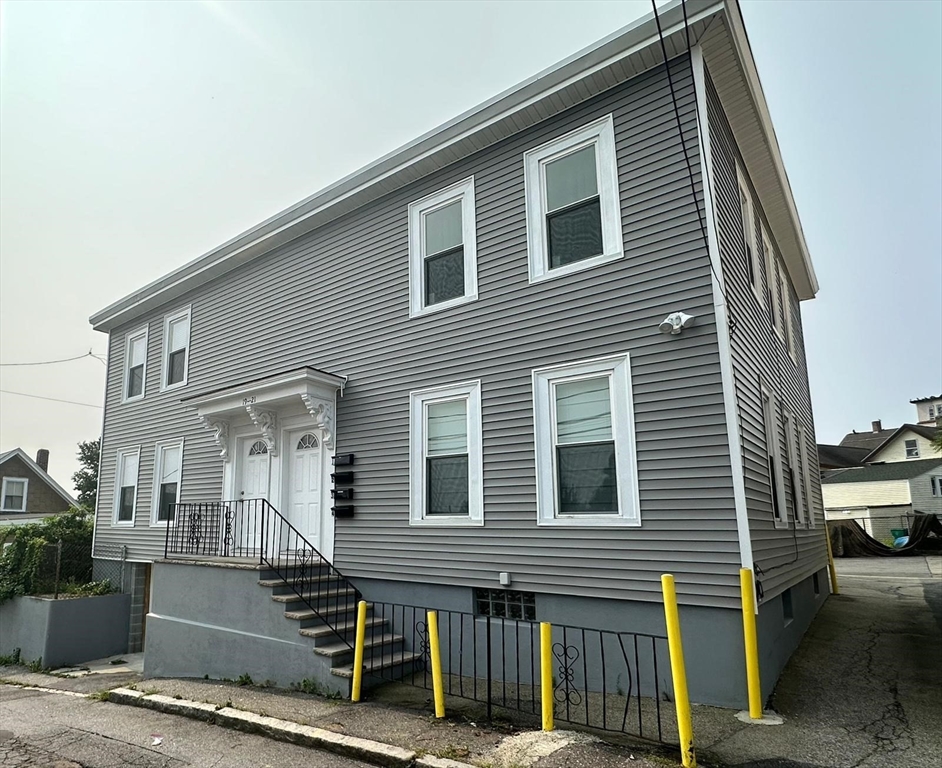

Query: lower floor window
<box><xmin>153</xmin><ymin>439</ymin><xmax>184</xmax><ymax>524</ymax></box>
<box><xmin>114</xmin><ymin>448</ymin><xmax>140</xmax><ymax>524</ymax></box>
<box><xmin>475</xmin><ymin>588</ymin><xmax>536</xmax><ymax>621</ymax></box>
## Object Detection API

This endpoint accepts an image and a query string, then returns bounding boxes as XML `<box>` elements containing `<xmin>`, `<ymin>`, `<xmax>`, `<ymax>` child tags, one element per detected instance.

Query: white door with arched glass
<box><xmin>287</xmin><ymin>430</ymin><xmax>323</xmax><ymax>549</ymax></box>
<box><xmin>235</xmin><ymin>438</ymin><xmax>270</xmax><ymax>554</ymax></box>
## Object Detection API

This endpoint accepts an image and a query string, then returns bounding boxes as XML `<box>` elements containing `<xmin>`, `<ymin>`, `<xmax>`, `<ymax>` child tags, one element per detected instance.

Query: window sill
<box><xmin>160</xmin><ymin>381</ymin><xmax>188</xmax><ymax>394</ymax></box>
<box><xmin>529</xmin><ymin>249</ymin><xmax>624</xmax><ymax>285</ymax></box>
<box><xmin>410</xmin><ymin>292</ymin><xmax>478</xmax><ymax>319</ymax></box>
<box><xmin>121</xmin><ymin>395</ymin><xmax>145</xmax><ymax>405</ymax></box>
<box><xmin>537</xmin><ymin>514</ymin><xmax>641</xmax><ymax>528</ymax></box>
<box><xmin>112</xmin><ymin>520</ymin><xmax>135</xmax><ymax>527</ymax></box>
<box><xmin>149</xmin><ymin>520</ymin><xmax>175</xmax><ymax>528</ymax></box>
<box><xmin>409</xmin><ymin>515</ymin><xmax>484</xmax><ymax>527</ymax></box>
<box><xmin>0</xmin><ymin>509</ymin><xmax>27</xmax><ymax>514</ymax></box>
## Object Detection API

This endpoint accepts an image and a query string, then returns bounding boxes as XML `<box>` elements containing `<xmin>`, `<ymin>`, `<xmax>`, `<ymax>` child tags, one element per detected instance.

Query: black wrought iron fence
<box><xmin>360</xmin><ymin>601</ymin><xmax>676</xmax><ymax>745</ymax></box>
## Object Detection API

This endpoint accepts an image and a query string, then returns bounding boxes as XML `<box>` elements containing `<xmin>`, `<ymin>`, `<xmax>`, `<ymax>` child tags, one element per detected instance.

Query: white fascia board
<box><xmin>88</xmin><ymin>0</ymin><xmax>724</xmax><ymax>333</ymax></box>
<box><xmin>186</xmin><ymin>368</ymin><xmax>345</xmax><ymax>418</ymax></box>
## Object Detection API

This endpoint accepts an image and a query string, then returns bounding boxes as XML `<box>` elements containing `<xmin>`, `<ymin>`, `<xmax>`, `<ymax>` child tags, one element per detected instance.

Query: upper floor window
<box><xmin>783</xmin><ymin>410</ymin><xmax>805</xmax><ymax>526</ymax></box>
<box><xmin>162</xmin><ymin>307</ymin><xmax>191</xmax><ymax>389</ymax></box>
<box><xmin>152</xmin><ymin>439</ymin><xmax>184</xmax><ymax>525</ymax></box>
<box><xmin>931</xmin><ymin>476</ymin><xmax>942</xmax><ymax>497</ymax></box>
<box><xmin>1</xmin><ymin>478</ymin><xmax>28</xmax><ymax>513</ymax></box>
<box><xmin>905</xmin><ymin>439</ymin><xmax>920</xmax><ymax>459</ymax></box>
<box><xmin>797</xmin><ymin>423</ymin><xmax>815</xmax><ymax>528</ymax></box>
<box><xmin>525</xmin><ymin>115</ymin><xmax>623</xmax><ymax>283</ymax></box>
<box><xmin>532</xmin><ymin>354</ymin><xmax>639</xmax><ymax>527</ymax></box>
<box><xmin>409</xmin><ymin>381</ymin><xmax>483</xmax><ymax>526</ymax></box>
<box><xmin>123</xmin><ymin>326</ymin><xmax>148</xmax><ymax>402</ymax></box>
<box><xmin>408</xmin><ymin>178</ymin><xmax>478</xmax><ymax>317</ymax></box>
<box><xmin>761</xmin><ymin>387</ymin><xmax>787</xmax><ymax>528</ymax></box>
<box><xmin>762</xmin><ymin>227</ymin><xmax>779</xmax><ymax>330</ymax></box>
<box><xmin>929</xmin><ymin>406</ymin><xmax>936</xmax><ymax>419</ymax></box>
<box><xmin>113</xmin><ymin>447</ymin><xmax>140</xmax><ymax>526</ymax></box>
<box><xmin>737</xmin><ymin>167</ymin><xmax>759</xmax><ymax>295</ymax></box>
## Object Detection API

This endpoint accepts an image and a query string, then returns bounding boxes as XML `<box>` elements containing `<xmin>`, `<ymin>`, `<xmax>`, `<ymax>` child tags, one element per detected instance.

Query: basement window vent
<box><xmin>782</xmin><ymin>587</ymin><xmax>794</xmax><ymax>625</ymax></box>
<box><xmin>813</xmin><ymin>572</ymin><xmax>821</xmax><ymax>596</ymax></box>
<box><xmin>474</xmin><ymin>588</ymin><xmax>536</xmax><ymax>621</ymax></box>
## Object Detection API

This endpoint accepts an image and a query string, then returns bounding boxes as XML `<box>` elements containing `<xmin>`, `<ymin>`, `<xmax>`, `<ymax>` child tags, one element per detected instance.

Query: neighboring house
<box><xmin>911</xmin><ymin>394</ymin><xmax>942</xmax><ymax>426</ymax></box>
<box><xmin>0</xmin><ymin>448</ymin><xmax>76</xmax><ymax>528</ymax></box>
<box><xmin>862</xmin><ymin>424</ymin><xmax>940</xmax><ymax>464</ymax></box>
<box><xmin>821</xmin><ymin>458</ymin><xmax>942</xmax><ymax>536</ymax></box>
<box><xmin>88</xmin><ymin>0</ymin><xmax>828</xmax><ymax>708</ymax></box>
<box><xmin>817</xmin><ymin>444</ymin><xmax>868</xmax><ymax>473</ymax></box>
<box><xmin>838</xmin><ymin>420</ymin><xmax>899</xmax><ymax>454</ymax></box>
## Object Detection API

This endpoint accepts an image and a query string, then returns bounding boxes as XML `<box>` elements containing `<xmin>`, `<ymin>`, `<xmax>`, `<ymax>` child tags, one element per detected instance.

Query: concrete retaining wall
<box><xmin>0</xmin><ymin>592</ymin><xmax>131</xmax><ymax>668</ymax></box>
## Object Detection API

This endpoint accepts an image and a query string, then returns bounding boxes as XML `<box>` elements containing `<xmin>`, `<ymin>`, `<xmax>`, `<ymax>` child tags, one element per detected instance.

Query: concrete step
<box><xmin>314</xmin><ymin>633</ymin><xmax>403</xmax><ymax>659</ymax></box>
<box><xmin>270</xmin><ymin>587</ymin><xmax>358</xmax><ymax>605</ymax></box>
<box><xmin>258</xmin><ymin>574</ymin><xmax>345</xmax><ymax>592</ymax></box>
<box><xmin>331</xmin><ymin>651</ymin><xmax>424</xmax><ymax>678</ymax></box>
<box><xmin>299</xmin><ymin>617</ymin><xmax>386</xmax><ymax>640</ymax></box>
<box><xmin>283</xmin><ymin>603</ymin><xmax>372</xmax><ymax>623</ymax></box>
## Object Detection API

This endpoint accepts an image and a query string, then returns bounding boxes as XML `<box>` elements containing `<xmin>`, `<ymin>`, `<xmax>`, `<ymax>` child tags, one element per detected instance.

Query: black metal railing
<box><xmin>360</xmin><ymin>602</ymin><xmax>676</xmax><ymax>745</ymax></box>
<box><xmin>165</xmin><ymin>499</ymin><xmax>362</xmax><ymax>648</ymax></box>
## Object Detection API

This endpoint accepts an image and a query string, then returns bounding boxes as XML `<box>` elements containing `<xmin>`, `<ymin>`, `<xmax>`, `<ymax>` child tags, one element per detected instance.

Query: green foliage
<box><xmin>236</xmin><ymin>673</ymin><xmax>254</xmax><ymax>686</ymax></box>
<box><xmin>0</xmin><ymin>508</ymin><xmax>110</xmax><ymax>603</ymax></box>
<box><xmin>27</xmin><ymin>657</ymin><xmax>44</xmax><ymax>673</ymax></box>
<box><xmin>72</xmin><ymin>438</ymin><xmax>100</xmax><ymax>509</ymax></box>
<box><xmin>0</xmin><ymin>648</ymin><xmax>22</xmax><ymax>666</ymax></box>
<box><xmin>290</xmin><ymin>678</ymin><xmax>342</xmax><ymax>699</ymax></box>
<box><xmin>931</xmin><ymin>430</ymin><xmax>942</xmax><ymax>454</ymax></box>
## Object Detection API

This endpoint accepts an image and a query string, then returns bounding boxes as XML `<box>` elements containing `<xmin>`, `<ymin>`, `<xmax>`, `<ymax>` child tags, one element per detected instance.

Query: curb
<box><xmin>106</xmin><ymin>688</ymin><xmax>474</xmax><ymax>768</ymax></box>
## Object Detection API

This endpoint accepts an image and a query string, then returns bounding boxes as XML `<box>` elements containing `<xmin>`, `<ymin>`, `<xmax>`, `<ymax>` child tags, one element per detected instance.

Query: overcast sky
<box><xmin>1</xmin><ymin>0</ymin><xmax>940</xmax><ymax>491</ymax></box>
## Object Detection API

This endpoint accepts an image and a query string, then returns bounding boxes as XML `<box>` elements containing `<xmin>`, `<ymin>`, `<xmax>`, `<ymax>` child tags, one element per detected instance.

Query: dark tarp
<box><xmin>829</xmin><ymin>514</ymin><xmax>942</xmax><ymax>557</ymax></box>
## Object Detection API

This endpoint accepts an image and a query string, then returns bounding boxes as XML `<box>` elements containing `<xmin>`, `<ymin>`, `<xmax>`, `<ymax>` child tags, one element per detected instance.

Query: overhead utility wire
<box><xmin>0</xmin><ymin>389</ymin><xmax>103</xmax><ymax>409</ymax></box>
<box><xmin>0</xmin><ymin>350</ymin><xmax>106</xmax><ymax>367</ymax></box>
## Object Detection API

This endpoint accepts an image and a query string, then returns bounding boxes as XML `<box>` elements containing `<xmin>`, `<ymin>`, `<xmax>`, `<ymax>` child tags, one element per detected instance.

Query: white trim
<box><xmin>524</xmin><ymin>114</ymin><xmax>624</xmax><ymax>284</ymax></box>
<box><xmin>736</xmin><ymin>163</ymin><xmax>762</xmax><ymax>305</ymax></box>
<box><xmin>797</xmin><ymin>423</ymin><xmax>815</xmax><ymax>528</ymax></box>
<box><xmin>112</xmin><ymin>446</ymin><xmax>141</xmax><ymax>527</ymax></box>
<box><xmin>693</xmin><ymin>44</ymin><xmax>754</xmax><ymax>572</ymax></box>
<box><xmin>761</xmin><ymin>385</ymin><xmax>788</xmax><ymax>529</ymax></box>
<box><xmin>150</xmin><ymin>438</ymin><xmax>185</xmax><ymax>527</ymax></box>
<box><xmin>409</xmin><ymin>380</ymin><xmax>484</xmax><ymax>527</ymax></box>
<box><xmin>1</xmin><ymin>477</ymin><xmax>29</xmax><ymax>513</ymax></box>
<box><xmin>783</xmin><ymin>409</ymin><xmax>805</xmax><ymax>527</ymax></box>
<box><xmin>532</xmin><ymin>353</ymin><xmax>639</xmax><ymax>527</ymax></box>
<box><xmin>408</xmin><ymin>177</ymin><xmax>478</xmax><ymax>317</ymax></box>
<box><xmin>121</xmin><ymin>325</ymin><xmax>149</xmax><ymax>403</ymax></box>
<box><xmin>160</xmin><ymin>305</ymin><xmax>192</xmax><ymax>391</ymax></box>
<box><xmin>0</xmin><ymin>448</ymin><xmax>77</xmax><ymax>509</ymax></box>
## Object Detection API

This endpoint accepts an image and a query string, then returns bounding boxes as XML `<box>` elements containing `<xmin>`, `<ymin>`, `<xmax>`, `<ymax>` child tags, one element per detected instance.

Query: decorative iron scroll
<box><xmin>415</xmin><ymin>619</ymin><xmax>430</xmax><ymax>673</ymax></box>
<box><xmin>186</xmin><ymin>510</ymin><xmax>203</xmax><ymax>552</ymax></box>
<box><xmin>553</xmin><ymin>641</ymin><xmax>583</xmax><ymax>706</ymax></box>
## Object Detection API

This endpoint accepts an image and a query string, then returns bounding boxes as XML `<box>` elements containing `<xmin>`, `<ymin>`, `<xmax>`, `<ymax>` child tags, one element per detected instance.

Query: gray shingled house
<box><xmin>89</xmin><ymin>0</ymin><xmax>827</xmax><ymax>709</ymax></box>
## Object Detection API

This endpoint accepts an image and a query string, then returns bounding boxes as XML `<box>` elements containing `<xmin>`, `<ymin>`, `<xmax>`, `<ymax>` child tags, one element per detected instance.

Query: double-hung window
<box><xmin>931</xmin><ymin>476</ymin><xmax>942</xmax><ymax>497</ymax></box>
<box><xmin>533</xmin><ymin>354</ymin><xmax>639</xmax><ymax>526</ymax></box>
<box><xmin>409</xmin><ymin>381</ymin><xmax>483</xmax><ymax>526</ymax></box>
<box><xmin>905</xmin><ymin>439</ymin><xmax>920</xmax><ymax>459</ymax></box>
<box><xmin>162</xmin><ymin>307</ymin><xmax>191</xmax><ymax>389</ymax></box>
<box><xmin>113</xmin><ymin>447</ymin><xmax>140</xmax><ymax>525</ymax></box>
<box><xmin>1</xmin><ymin>478</ymin><xmax>28</xmax><ymax>512</ymax></box>
<box><xmin>408</xmin><ymin>178</ymin><xmax>478</xmax><ymax>317</ymax></box>
<box><xmin>797</xmin><ymin>423</ymin><xmax>815</xmax><ymax>527</ymax></box>
<box><xmin>762</xmin><ymin>228</ymin><xmax>779</xmax><ymax>330</ymax></box>
<box><xmin>783</xmin><ymin>410</ymin><xmax>805</xmax><ymax>526</ymax></box>
<box><xmin>738</xmin><ymin>166</ymin><xmax>759</xmax><ymax>296</ymax></box>
<box><xmin>152</xmin><ymin>439</ymin><xmax>184</xmax><ymax>525</ymax></box>
<box><xmin>525</xmin><ymin>115</ymin><xmax>623</xmax><ymax>283</ymax></box>
<box><xmin>761</xmin><ymin>387</ymin><xmax>787</xmax><ymax>528</ymax></box>
<box><xmin>123</xmin><ymin>326</ymin><xmax>148</xmax><ymax>402</ymax></box>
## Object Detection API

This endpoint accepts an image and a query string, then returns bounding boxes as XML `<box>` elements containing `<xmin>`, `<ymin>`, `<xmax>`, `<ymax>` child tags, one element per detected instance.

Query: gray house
<box><xmin>90</xmin><ymin>0</ymin><xmax>827</xmax><ymax>709</ymax></box>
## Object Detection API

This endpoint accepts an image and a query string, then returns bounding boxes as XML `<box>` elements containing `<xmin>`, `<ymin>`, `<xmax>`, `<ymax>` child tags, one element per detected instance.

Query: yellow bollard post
<box><xmin>824</xmin><ymin>525</ymin><xmax>840</xmax><ymax>595</ymax></box>
<box><xmin>351</xmin><ymin>600</ymin><xmax>368</xmax><ymax>702</ymax></box>
<box><xmin>540</xmin><ymin>622</ymin><xmax>554</xmax><ymax>732</ymax></box>
<box><xmin>427</xmin><ymin>610</ymin><xmax>445</xmax><ymax>718</ymax></box>
<box><xmin>739</xmin><ymin>569</ymin><xmax>763</xmax><ymax>719</ymax></box>
<box><xmin>661</xmin><ymin>575</ymin><xmax>696</xmax><ymax>768</ymax></box>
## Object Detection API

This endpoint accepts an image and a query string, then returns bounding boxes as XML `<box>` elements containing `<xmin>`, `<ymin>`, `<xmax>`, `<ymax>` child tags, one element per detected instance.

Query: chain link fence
<box><xmin>28</xmin><ymin>541</ymin><xmax>129</xmax><ymax>599</ymax></box>
<box><xmin>92</xmin><ymin>544</ymin><xmax>131</xmax><ymax>594</ymax></box>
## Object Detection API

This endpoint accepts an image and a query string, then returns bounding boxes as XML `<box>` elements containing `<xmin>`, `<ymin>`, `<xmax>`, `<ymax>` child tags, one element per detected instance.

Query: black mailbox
<box><xmin>330</xmin><ymin>471</ymin><xmax>354</xmax><ymax>485</ymax></box>
<box><xmin>332</xmin><ymin>454</ymin><xmax>355</xmax><ymax>466</ymax></box>
<box><xmin>332</xmin><ymin>506</ymin><xmax>354</xmax><ymax>518</ymax></box>
<box><xmin>331</xmin><ymin>488</ymin><xmax>353</xmax><ymax>500</ymax></box>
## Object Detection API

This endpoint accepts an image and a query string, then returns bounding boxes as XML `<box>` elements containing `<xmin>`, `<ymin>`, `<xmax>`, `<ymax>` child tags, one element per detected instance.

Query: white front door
<box><xmin>234</xmin><ymin>438</ymin><xmax>270</xmax><ymax>554</ymax></box>
<box><xmin>287</xmin><ymin>430</ymin><xmax>323</xmax><ymax>548</ymax></box>
<box><xmin>241</xmin><ymin>439</ymin><xmax>271</xmax><ymax>500</ymax></box>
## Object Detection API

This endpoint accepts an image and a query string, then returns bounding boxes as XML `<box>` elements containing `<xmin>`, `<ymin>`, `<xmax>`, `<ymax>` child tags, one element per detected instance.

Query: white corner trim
<box><xmin>531</xmin><ymin>352</ymin><xmax>640</xmax><ymax>528</ymax></box>
<box><xmin>525</xmin><ymin>113</ymin><xmax>624</xmax><ymax>284</ymax></box>
<box><xmin>0</xmin><ymin>477</ymin><xmax>29</xmax><ymax>513</ymax></box>
<box><xmin>121</xmin><ymin>324</ymin><xmax>149</xmax><ymax>404</ymax></box>
<box><xmin>150</xmin><ymin>438</ymin><xmax>185</xmax><ymax>527</ymax></box>
<box><xmin>160</xmin><ymin>305</ymin><xmax>192</xmax><ymax>392</ymax></box>
<box><xmin>409</xmin><ymin>380</ymin><xmax>484</xmax><ymax>527</ymax></box>
<box><xmin>693</xmin><ymin>44</ymin><xmax>753</xmax><ymax>573</ymax></box>
<box><xmin>408</xmin><ymin>176</ymin><xmax>478</xmax><ymax>318</ymax></box>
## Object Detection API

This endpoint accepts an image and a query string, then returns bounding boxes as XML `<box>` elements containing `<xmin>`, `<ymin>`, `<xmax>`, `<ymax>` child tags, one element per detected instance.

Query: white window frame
<box><xmin>150</xmin><ymin>438</ymin><xmax>185</xmax><ymax>526</ymax></box>
<box><xmin>122</xmin><ymin>325</ymin><xmax>149</xmax><ymax>403</ymax></box>
<box><xmin>0</xmin><ymin>477</ymin><xmax>29</xmax><ymax>513</ymax></box>
<box><xmin>532</xmin><ymin>353</ymin><xmax>639</xmax><ymax>527</ymax></box>
<box><xmin>161</xmin><ymin>306</ymin><xmax>192</xmax><ymax>391</ymax></box>
<box><xmin>783</xmin><ymin>410</ymin><xmax>805</xmax><ymax>526</ymax></box>
<box><xmin>930</xmin><ymin>476</ymin><xmax>941</xmax><ymax>497</ymax></box>
<box><xmin>112</xmin><ymin>447</ymin><xmax>141</xmax><ymax>527</ymax></box>
<box><xmin>798</xmin><ymin>423</ymin><xmax>815</xmax><ymax>528</ymax></box>
<box><xmin>762</xmin><ymin>227</ymin><xmax>780</xmax><ymax>332</ymax></box>
<box><xmin>761</xmin><ymin>385</ymin><xmax>788</xmax><ymax>529</ymax></box>
<box><xmin>904</xmin><ymin>439</ymin><xmax>920</xmax><ymax>459</ymax></box>
<box><xmin>408</xmin><ymin>177</ymin><xmax>478</xmax><ymax>318</ymax></box>
<box><xmin>737</xmin><ymin>165</ymin><xmax>761</xmax><ymax>302</ymax></box>
<box><xmin>524</xmin><ymin>114</ymin><xmax>623</xmax><ymax>284</ymax></box>
<box><xmin>409</xmin><ymin>380</ymin><xmax>484</xmax><ymax>527</ymax></box>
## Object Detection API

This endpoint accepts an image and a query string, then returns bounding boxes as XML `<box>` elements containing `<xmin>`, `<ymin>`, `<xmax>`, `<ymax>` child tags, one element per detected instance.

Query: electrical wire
<box><xmin>0</xmin><ymin>350</ymin><xmax>106</xmax><ymax>367</ymax></box>
<box><xmin>0</xmin><ymin>389</ymin><xmax>103</xmax><ymax>409</ymax></box>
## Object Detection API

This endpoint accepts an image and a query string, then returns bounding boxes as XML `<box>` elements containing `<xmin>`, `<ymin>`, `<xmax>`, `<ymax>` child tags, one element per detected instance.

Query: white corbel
<box><xmin>198</xmin><ymin>416</ymin><xmax>231</xmax><ymax>462</ymax></box>
<box><xmin>301</xmin><ymin>394</ymin><xmax>335</xmax><ymax>449</ymax></box>
<box><xmin>246</xmin><ymin>405</ymin><xmax>279</xmax><ymax>456</ymax></box>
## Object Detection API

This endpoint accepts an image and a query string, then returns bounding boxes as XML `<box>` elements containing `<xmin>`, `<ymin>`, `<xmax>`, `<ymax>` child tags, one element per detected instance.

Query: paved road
<box><xmin>706</xmin><ymin>554</ymin><xmax>942</xmax><ymax>768</ymax></box>
<box><xmin>0</xmin><ymin>685</ymin><xmax>370</xmax><ymax>768</ymax></box>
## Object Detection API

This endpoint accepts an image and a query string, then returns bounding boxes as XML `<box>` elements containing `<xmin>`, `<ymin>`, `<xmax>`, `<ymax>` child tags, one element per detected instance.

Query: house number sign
<box><xmin>242</xmin><ymin>396</ymin><xmax>257</xmax><ymax>405</ymax></box>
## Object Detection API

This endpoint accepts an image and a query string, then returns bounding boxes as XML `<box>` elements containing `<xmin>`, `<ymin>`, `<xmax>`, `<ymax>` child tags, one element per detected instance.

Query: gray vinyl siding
<box><xmin>95</xmin><ymin>55</ymin><xmax>744</xmax><ymax>607</ymax></box>
<box><xmin>704</xmin><ymin>66</ymin><xmax>828</xmax><ymax>601</ymax></box>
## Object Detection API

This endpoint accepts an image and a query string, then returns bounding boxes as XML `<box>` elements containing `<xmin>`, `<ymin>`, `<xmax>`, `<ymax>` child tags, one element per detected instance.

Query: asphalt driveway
<box><xmin>703</xmin><ymin>554</ymin><xmax>942</xmax><ymax>768</ymax></box>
